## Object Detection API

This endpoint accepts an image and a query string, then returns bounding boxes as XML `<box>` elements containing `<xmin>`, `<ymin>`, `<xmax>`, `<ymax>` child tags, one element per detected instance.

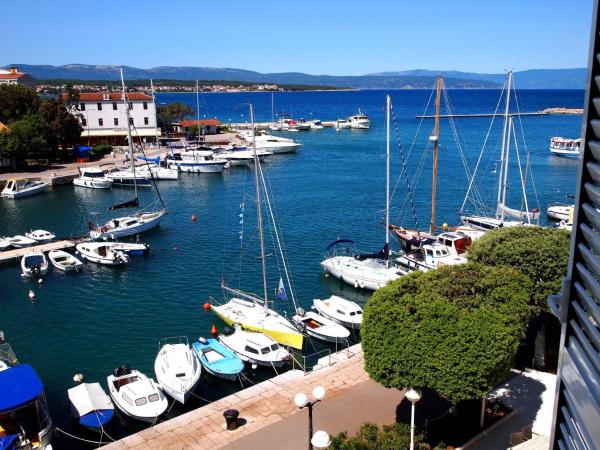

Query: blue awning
<box><xmin>0</xmin><ymin>365</ymin><xmax>44</xmax><ymax>413</ymax></box>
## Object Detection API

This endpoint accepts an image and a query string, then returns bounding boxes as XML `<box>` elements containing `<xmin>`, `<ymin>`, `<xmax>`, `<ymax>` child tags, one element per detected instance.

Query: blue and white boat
<box><xmin>67</xmin><ymin>382</ymin><xmax>114</xmax><ymax>432</ymax></box>
<box><xmin>192</xmin><ymin>337</ymin><xmax>244</xmax><ymax>381</ymax></box>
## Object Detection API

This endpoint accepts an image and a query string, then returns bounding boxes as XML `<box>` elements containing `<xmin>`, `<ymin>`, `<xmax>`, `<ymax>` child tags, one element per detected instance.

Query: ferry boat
<box><xmin>347</xmin><ymin>110</ymin><xmax>371</xmax><ymax>129</ymax></box>
<box><xmin>549</xmin><ymin>136</ymin><xmax>581</xmax><ymax>157</ymax></box>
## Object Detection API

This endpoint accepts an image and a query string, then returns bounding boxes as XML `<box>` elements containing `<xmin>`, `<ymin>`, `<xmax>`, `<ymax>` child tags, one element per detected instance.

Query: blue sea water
<box><xmin>0</xmin><ymin>88</ymin><xmax>584</xmax><ymax>448</ymax></box>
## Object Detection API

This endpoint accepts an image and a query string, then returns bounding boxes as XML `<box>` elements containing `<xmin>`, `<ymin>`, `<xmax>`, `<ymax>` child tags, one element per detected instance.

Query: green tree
<box><xmin>0</xmin><ymin>84</ymin><xmax>40</xmax><ymax>124</ymax></box>
<box><xmin>157</xmin><ymin>102</ymin><xmax>193</xmax><ymax>131</ymax></box>
<box><xmin>0</xmin><ymin>114</ymin><xmax>50</xmax><ymax>163</ymax></box>
<box><xmin>468</xmin><ymin>227</ymin><xmax>570</xmax><ymax>315</ymax></box>
<box><xmin>37</xmin><ymin>99</ymin><xmax>83</xmax><ymax>162</ymax></box>
<box><xmin>362</xmin><ymin>263</ymin><xmax>530</xmax><ymax>404</ymax></box>
<box><xmin>330</xmin><ymin>423</ymin><xmax>427</xmax><ymax>450</ymax></box>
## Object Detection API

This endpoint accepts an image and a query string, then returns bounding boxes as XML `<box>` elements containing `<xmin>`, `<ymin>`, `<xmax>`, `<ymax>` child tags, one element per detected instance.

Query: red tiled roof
<box><xmin>62</xmin><ymin>92</ymin><xmax>153</xmax><ymax>102</ymax></box>
<box><xmin>0</xmin><ymin>73</ymin><xmax>28</xmax><ymax>80</ymax></box>
<box><xmin>180</xmin><ymin>119</ymin><xmax>222</xmax><ymax>127</ymax></box>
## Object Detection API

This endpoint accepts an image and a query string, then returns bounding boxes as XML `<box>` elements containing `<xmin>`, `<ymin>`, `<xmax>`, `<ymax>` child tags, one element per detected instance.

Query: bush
<box><xmin>91</xmin><ymin>143</ymin><xmax>112</xmax><ymax>158</ymax></box>
<box><xmin>330</xmin><ymin>422</ymin><xmax>427</xmax><ymax>450</ymax></box>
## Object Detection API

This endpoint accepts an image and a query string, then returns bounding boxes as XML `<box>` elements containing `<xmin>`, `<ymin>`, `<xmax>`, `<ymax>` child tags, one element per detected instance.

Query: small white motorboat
<box><xmin>73</xmin><ymin>167</ymin><xmax>113</xmax><ymax>189</ymax></box>
<box><xmin>5</xmin><ymin>235</ymin><xmax>36</xmax><ymax>248</ymax></box>
<box><xmin>111</xmin><ymin>242</ymin><xmax>150</xmax><ymax>256</ymax></box>
<box><xmin>21</xmin><ymin>252</ymin><xmax>49</xmax><ymax>278</ymax></box>
<box><xmin>154</xmin><ymin>337</ymin><xmax>201</xmax><ymax>404</ymax></box>
<box><xmin>107</xmin><ymin>366</ymin><xmax>168</xmax><ymax>423</ymax></box>
<box><xmin>313</xmin><ymin>296</ymin><xmax>363</xmax><ymax>330</ymax></box>
<box><xmin>0</xmin><ymin>238</ymin><xmax>12</xmax><ymax>251</ymax></box>
<box><xmin>1</xmin><ymin>178</ymin><xmax>48</xmax><ymax>199</ymax></box>
<box><xmin>166</xmin><ymin>151</ymin><xmax>227</xmax><ymax>173</ymax></box>
<box><xmin>67</xmin><ymin>382</ymin><xmax>114</xmax><ymax>432</ymax></box>
<box><xmin>25</xmin><ymin>229</ymin><xmax>56</xmax><ymax>243</ymax></box>
<box><xmin>292</xmin><ymin>308</ymin><xmax>350</xmax><ymax>344</ymax></box>
<box><xmin>76</xmin><ymin>242</ymin><xmax>130</xmax><ymax>265</ymax></box>
<box><xmin>48</xmin><ymin>250</ymin><xmax>83</xmax><ymax>272</ymax></box>
<box><xmin>218</xmin><ymin>326</ymin><xmax>291</xmax><ymax>368</ymax></box>
<box><xmin>547</xmin><ymin>204</ymin><xmax>574</xmax><ymax>221</ymax></box>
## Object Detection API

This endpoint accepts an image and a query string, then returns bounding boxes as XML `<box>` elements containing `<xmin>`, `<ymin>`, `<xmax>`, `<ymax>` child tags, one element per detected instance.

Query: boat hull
<box><xmin>1</xmin><ymin>184</ymin><xmax>48</xmax><ymax>199</ymax></box>
<box><xmin>320</xmin><ymin>256</ymin><xmax>401</xmax><ymax>290</ymax></box>
<box><xmin>73</xmin><ymin>178</ymin><xmax>112</xmax><ymax>189</ymax></box>
<box><xmin>90</xmin><ymin>211</ymin><xmax>166</xmax><ymax>239</ymax></box>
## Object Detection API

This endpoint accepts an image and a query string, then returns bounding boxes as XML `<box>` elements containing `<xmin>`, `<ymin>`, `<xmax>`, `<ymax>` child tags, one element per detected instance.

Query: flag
<box><xmin>277</xmin><ymin>278</ymin><xmax>287</xmax><ymax>300</ymax></box>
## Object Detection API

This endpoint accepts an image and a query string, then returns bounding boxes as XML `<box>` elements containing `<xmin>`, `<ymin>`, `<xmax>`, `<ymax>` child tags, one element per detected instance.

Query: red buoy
<box><xmin>203</xmin><ymin>303</ymin><xmax>211</xmax><ymax>312</ymax></box>
<box><xmin>211</xmin><ymin>324</ymin><xmax>218</xmax><ymax>335</ymax></box>
<box><xmin>191</xmin><ymin>214</ymin><xmax>197</xmax><ymax>222</ymax></box>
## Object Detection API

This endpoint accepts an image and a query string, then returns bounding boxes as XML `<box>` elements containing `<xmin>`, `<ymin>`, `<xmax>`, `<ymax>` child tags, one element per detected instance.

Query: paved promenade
<box><xmin>103</xmin><ymin>344</ymin><xmax>404</xmax><ymax>450</ymax></box>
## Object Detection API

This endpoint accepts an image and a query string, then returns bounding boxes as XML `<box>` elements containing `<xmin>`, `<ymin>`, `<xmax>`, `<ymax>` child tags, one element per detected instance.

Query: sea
<box><xmin>0</xmin><ymin>88</ymin><xmax>584</xmax><ymax>448</ymax></box>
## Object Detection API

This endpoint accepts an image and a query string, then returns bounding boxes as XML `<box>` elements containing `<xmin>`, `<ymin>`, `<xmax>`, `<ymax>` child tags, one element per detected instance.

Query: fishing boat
<box><xmin>218</xmin><ymin>326</ymin><xmax>291</xmax><ymax>368</ymax></box>
<box><xmin>25</xmin><ymin>230</ymin><xmax>55</xmax><ymax>243</ymax></box>
<box><xmin>346</xmin><ymin>110</ymin><xmax>371</xmax><ymax>129</ymax></box>
<box><xmin>549</xmin><ymin>137</ymin><xmax>580</xmax><ymax>157</ymax></box>
<box><xmin>5</xmin><ymin>235</ymin><xmax>36</xmax><ymax>248</ymax></box>
<box><xmin>292</xmin><ymin>308</ymin><xmax>350</xmax><ymax>344</ymax></box>
<box><xmin>313</xmin><ymin>296</ymin><xmax>363</xmax><ymax>330</ymax></box>
<box><xmin>21</xmin><ymin>252</ymin><xmax>49</xmax><ymax>278</ymax></box>
<box><xmin>154</xmin><ymin>337</ymin><xmax>201</xmax><ymax>405</ymax></box>
<box><xmin>209</xmin><ymin>104</ymin><xmax>304</xmax><ymax>350</ymax></box>
<box><xmin>107</xmin><ymin>366</ymin><xmax>168</xmax><ymax>422</ymax></box>
<box><xmin>67</xmin><ymin>382</ymin><xmax>114</xmax><ymax>432</ymax></box>
<box><xmin>192</xmin><ymin>337</ymin><xmax>244</xmax><ymax>381</ymax></box>
<box><xmin>321</xmin><ymin>96</ymin><xmax>403</xmax><ymax>291</ymax></box>
<box><xmin>89</xmin><ymin>70</ymin><xmax>167</xmax><ymax>240</ymax></box>
<box><xmin>166</xmin><ymin>150</ymin><xmax>228</xmax><ymax>173</ymax></box>
<box><xmin>76</xmin><ymin>242</ymin><xmax>130</xmax><ymax>265</ymax></box>
<box><xmin>48</xmin><ymin>250</ymin><xmax>83</xmax><ymax>272</ymax></box>
<box><xmin>547</xmin><ymin>204</ymin><xmax>574</xmax><ymax>221</ymax></box>
<box><xmin>1</xmin><ymin>178</ymin><xmax>48</xmax><ymax>199</ymax></box>
<box><xmin>73</xmin><ymin>167</ymin><xmax>113</xmax><ymax>189</ymax></box>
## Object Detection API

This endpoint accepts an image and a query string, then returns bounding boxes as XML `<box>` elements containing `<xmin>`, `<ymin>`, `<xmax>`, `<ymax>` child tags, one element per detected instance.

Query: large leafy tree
<box><xmin>37</xmin><ymin>99</ymin><xmax>83</xmax><ymax>161</ymax></box>
<box><xmin>362</xmin><ymin>263</ymin><xmax>530</xmax><ymax>404</ymax></box>
<box><xmin>157</xmin><ymin>102</ymin><xmax>193</xmax><ymax>131</ymax></box>
<box><xmin>0</xmin><ymin>114</ymin><xmax>50</xmax><ymax>162</ymax></box>
<box><xmin>0</xmin><ymin>84</ymin><xmax>40</xmax><ymax>124</ymax></box>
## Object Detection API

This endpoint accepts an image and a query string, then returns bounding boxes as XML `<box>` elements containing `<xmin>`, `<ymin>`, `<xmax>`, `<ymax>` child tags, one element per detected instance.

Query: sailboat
<box><xmin>460</xmin><ymin>71</ymin><xmax>540</xmax><ymax>231</ymax></box>
<box><xmin>209</xmin><ymin>104</ymin><xmax>304</xmax><ymax>350</ymax></box>
<box><xmin>89</xmin><ymin>69</ymin><xmax>167</xmax><ymax>240</ymax></box>
<box><xmin>320</xmin><ymin>95</ymin><xmax>403</xmax><ymax>291</ymax></box>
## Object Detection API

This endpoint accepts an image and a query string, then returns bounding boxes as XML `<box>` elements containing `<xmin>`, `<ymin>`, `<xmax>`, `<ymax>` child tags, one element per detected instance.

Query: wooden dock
<box><xmin>0</xmin><ymin>239</ymin><xmax>83</xmax><ymax>264</ymax></box>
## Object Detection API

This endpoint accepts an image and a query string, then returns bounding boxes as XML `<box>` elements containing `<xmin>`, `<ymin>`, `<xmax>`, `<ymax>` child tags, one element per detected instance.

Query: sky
<box><xmin>0</xmin><ymin>0</ymin><xmax>593</xmax><ymax>75</ymax></box>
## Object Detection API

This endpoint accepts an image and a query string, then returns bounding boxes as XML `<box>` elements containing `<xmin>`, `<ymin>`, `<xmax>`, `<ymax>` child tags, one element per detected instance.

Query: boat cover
<box><xmin>0</xmin><ymin>435</ymin><xmax>18</xmax><ymax>450</ymax></box>
<box><xmin>496</xmin><ymin>204</ymin><xmax>541</xmax><ymax>221</ymax></box>
<box><xmin>109</xmin><ymin>198</ymin><xmax>139</xmax><ymax>211</ymax></box>
<box><xmin>355</xmin><ymin>243</ymin><xmax>389</xmax><ymax>261</ymax></box>
<box><xmin>137</xmin><ymin>156</ymin><xmax>160</xmax><ymax>164</ymax></box>
<box><xmin>0</xmin><ymin>364</ymin><xmax>43</xmax><ymax>413</ymax></box>
<box><xmin>67</xmin><ymin>382</ymin><xmax>113</xmax><ymax>418</ymax></box>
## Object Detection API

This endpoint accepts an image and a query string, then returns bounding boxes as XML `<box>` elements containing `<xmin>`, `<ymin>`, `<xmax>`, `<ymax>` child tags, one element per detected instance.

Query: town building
<box><xmin>0</xmin><ymin>67</ymin><xmax>37</xmax><ymax>89</ymax></box>
<box><xmin>65</xmin><ymin>92</ymin><xmax>160</xmax><ymax>146</ymax></box>
<box><xmin>174</xmin><ymin>119</ymin><xmax>222</xmax><ymax>136</ymax></box>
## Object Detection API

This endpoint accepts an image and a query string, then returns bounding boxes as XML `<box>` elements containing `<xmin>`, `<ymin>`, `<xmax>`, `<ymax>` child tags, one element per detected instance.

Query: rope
<box><xmin>54</xmin><ymin>427</ymin><xmax>112</xmax><ymax>445</ymax></box>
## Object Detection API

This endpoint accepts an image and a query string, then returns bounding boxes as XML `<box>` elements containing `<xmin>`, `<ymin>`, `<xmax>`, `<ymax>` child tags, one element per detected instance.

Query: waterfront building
<box><xmin>0</xmin><ymin>67</ymin><xmax>36</xmax><ymax>89</ymax></box>
<box><xmin>174</xmin><ymin>118</ymin><xmax>222</xmax><ymax>136</ymax></box>
<box><xmin>65</xmin><ymin>92</ymin><xmax>160</xmax><ymax>146</ymax></box>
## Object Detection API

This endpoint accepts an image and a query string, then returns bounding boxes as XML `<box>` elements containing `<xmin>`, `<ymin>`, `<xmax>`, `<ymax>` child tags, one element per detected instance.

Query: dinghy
<box><xmin>21</xmin><ymin>252</ymin><xmax>49</xmax><ymax>278</ymax></box>
<box><xmin>25</xmin><ymin>230</ymin><xmax>55</xmax><ymax>243</ymax></box>
<box><xmin>76</xmin><ymin>242</ymin><xmax>130</xmax><ymax>265</ymax></box>
<box><xmin>192</xmin><ymin>337</ymin><xmax>244</xmax><ymax>381</ymax></box>
<box><xmin>68</xmin><ymin>382</ymin><xmax>114</xmax><ymax>432</ymax></box>
<box><xmin>5</xmin><ymin>235</ymin><xmax>36</xmax><ymax>248</ymax></box>
<box><xmin>313</xmin><ymin>296</ymin><xmax>363</xmax><ymax>330</ymax></box>
<box><xmin>218</xmin><ymin>326</ymin><xmax>291</xmax><ymax>368</ymax></box>
<box><xmin>48</xmin><ymin>250</ymin><xmax>83</xmax><ymax>272</ymax></box>
<box><xmin>107</xmin><ymin>366</ymin><xmax>167</xmax><ymax>423</ymax></box>
<box><xmin>154</xmin><ymin>337</ymin><xmax>201</xmax><ymax>405</ymax></box>
<box><xmin>292</xmin><ymin>308</ymin><xmax>350</xmax><ymax>344</ymax></box>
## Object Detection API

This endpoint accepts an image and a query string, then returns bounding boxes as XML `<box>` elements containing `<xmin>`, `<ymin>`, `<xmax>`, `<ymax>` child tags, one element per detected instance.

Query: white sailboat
<box><xmin>89</xmin><ymin>69</ymin><xmax>167</xmax><ymax>240</ymax></box>
<box><xmin>321</xmin><ymin>95</ymin><xmax>403</xmax><ymax>291</ymax></box>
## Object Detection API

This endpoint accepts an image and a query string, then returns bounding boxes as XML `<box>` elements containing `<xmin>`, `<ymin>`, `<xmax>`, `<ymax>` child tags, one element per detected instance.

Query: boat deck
<box><xmin>0</xmin><ymin>239</ymin><xmax>88</xmax><ymax>264</ymax></box>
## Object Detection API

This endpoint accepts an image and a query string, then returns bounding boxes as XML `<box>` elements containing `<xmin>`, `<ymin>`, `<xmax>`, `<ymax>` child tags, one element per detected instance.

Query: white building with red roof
<box><xmin>0</xmin><ymin>67</ymin><xmax>36</xmax><ymax>89</ymax></box>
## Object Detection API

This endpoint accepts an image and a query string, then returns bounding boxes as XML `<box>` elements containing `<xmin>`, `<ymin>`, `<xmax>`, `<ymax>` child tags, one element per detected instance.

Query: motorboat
<box><xmin>136</xmin><ymin>157</ymin><xmax>179</xmax><ymax>180</ymax></box>
<box><xmin>67</xmin><ymin>382</ymin><xmax>114</xmax><ymax>432</ymax></box>
<box><xmin>107</xmin><ymin>366</ymin><xmax>168</xmax><ymax>422</ymax></box>
<box><xmin>48</xmin><ymin>250</ymin><xmax>83</xmax><ymax>272</ymax></box>
<box><xmin>154</xmin><ymin>337</ymin><xmax>201</xmax><ymax>405</ymax></box>
<box><xmin>111</xmin><ymin>242</ymin><xmax>150</xmax><ymax>256</ymax></box>
<box><xmin>313</xmin><ymin>296</ymin><xmax>363</xmax><ymax>330</ymax></box>
<box><xmin>215</xmin><ymin>146</ymin><xmax>273</xmax><ymax>167</ymax></box>
<box><xmin>396</xmin><ymin>242</ymin><xmax>468</xmax><ymax>274</ymax></box>
<box><xmin>21</xmin><ymin>252</ymin><xmax>49</xmax><ymax>278</ymax></box>
<box><xmin>89</xmin><ymin>210</ymin><xmax>166</xmax><ymax>240</ymax></box>
<box><xmin>76</xmin><ymin>242</ymin><xmax>130</xmax><ymax>265</ymax></box>
<box><xmin>549</xmin><ymin>137</ymin><xmax>580</xmax><ymax>157</ymax></box>
<box><xmin>239</xmin><ymin>131</ymin><xmax>302</xmax><ymax>154</ymax></box>
<box><xmin>218</xmin><ymin>326</ymin><xmax>291</xmax><ymax>368</ymax></box>
<box><xmin>0</xmin><ymin>238</ymin><xmax>11</xmax><ymax>251</ymax></box>
<box><xmin>295</xmin><ymin>119</ymin><xmax>312</xmax><ymax>131</ymax></box>
<box><xmin>192</xmin><ymin>337</ymin><xmax>244</xmax><ymax>381</ymax></box>
<box><xmin>73</xmin><ymin>167</ymin><xmax>113</xmax><ymax>189</ymax></box>
<box><xmin>1</xmin><ymin>178</ymin><xmax>48</xmax><ymax>199</ymax></box>
<box><xmin>347</xmin><ymin>110</ymin><xmax>371</xmax><ymax>129</ymax></box>
<box><xmin>106</xmin><ymin>167</ymin><xmax>152</xmax><ymax>187</ymax></box>
<box><xmin>547</xmin><ymin>204</ymin><xmax>574</xmax><ymax>221</ymax></box>
<box><xmin>292</xmin><ymin>308</ymin><xmax>350</xmax><ymax>344</ymax></box>
<box><xmin>166</xmin><ymin>150</ymin><xmax>227</xmax><ymax>173</ymax></box>
<box><xmin>310</xmin><ymin>120</ymin><xmax>324</xmax><ymax>130</ymax></box>
<box><xmin>25</xmin><ymin>230</ymin><xmax>55</xmax><ymax>243</ymax></box>
<box><xmin>5</xmin><ymin>235</ymin><xmax>36</xmax><ymax>248</ymax></box>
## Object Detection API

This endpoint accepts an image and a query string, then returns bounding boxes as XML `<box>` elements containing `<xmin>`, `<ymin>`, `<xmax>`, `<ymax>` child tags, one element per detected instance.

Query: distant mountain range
<box><xmin>3</xmin><ymin>64</ymin><xmax>587</xmax><ymax>89</ymax></box>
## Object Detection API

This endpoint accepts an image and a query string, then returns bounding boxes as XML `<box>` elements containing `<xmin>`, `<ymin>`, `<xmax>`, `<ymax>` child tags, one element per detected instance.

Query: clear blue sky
<box><xmin>1</xmin><ymin>0</ymin><xmax>592</xmax><ymax>75</ymax></box>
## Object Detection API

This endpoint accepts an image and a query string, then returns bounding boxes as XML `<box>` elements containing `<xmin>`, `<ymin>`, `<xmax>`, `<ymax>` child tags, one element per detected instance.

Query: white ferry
<box><xmin>549</xmin><ymin>137</ymin><xmax>581</xmax><ymax>157</ymax></box>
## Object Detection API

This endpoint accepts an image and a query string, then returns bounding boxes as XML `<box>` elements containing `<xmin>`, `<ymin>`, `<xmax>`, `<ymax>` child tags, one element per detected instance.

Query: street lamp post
<box><xmin>294</xmin><ymin>386</ymin><xmax>330</xmax><ymax>450</ymax></box>
<box><xmin>405</xmin><ymin>389</ymin><xmax>422</xmax><ymax>450</ymax></box>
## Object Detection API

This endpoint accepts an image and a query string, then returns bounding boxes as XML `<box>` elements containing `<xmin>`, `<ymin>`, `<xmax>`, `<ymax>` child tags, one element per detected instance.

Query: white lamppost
<box><xmin>405</xmin><ymin>388</ymin><xmax>422</xmax><ymax>450</ymax></box>
<box><xmin>294</xmin><ymin>386</ymin><xmax>330</xmax><ymax>449</ymax></box>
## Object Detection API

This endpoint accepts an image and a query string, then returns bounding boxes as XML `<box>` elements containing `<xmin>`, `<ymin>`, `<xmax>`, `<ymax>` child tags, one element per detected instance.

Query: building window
<box><xmin>114</xmin><ymin>118</ymin><xmax>119</xmax><ymax>126</ymax></box>
<box><xmin>113</xmin><ymin>102</ymin><xmax>117</xmax><ymax>110</ymax></box>
<box><xmin>97</xmin><ymin>103</ymin><xmax>102</xmax><ymax>111</ymax></box>
<box><xmin>81</xmin><ymin>117</ymin><xmax>87</xmax><ymax>126</ymax></box>
<box><xmin>129</xmin><ymin>117</ymin><xmax>133</xmax><ymax>126</ymax></box>
<box><xmin>129</xmin><ymin>102</ymin><xmax>133</xmax><ymax>110</ymax></box>
<box><xmin>143</xmin><ymin>102</ymin><xmax>148</xmax><ymax>110</ymax></box>
<box><xmin>144</xmin><ymin>117</ymin><xmax>149</xmax><ymax>125</ymax></box>
<box><xmin>80</xmin><ymin>103</ymin><xmax>86</xmax><ymax>111</ymax></box>
<box><xmin>98</xmin><ymin>118</ymin><xmax>103</xmax><ymax>126</ymax></box>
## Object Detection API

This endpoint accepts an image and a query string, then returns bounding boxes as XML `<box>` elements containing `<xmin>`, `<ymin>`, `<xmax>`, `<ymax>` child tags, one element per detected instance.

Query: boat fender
<box><xmin>203</xmin><ymin>303</ymin><xmax>211</xmax><ymax>311</ymax></box>
<box><xmin>359</xmin><ymin>281</ymin><xmax>365</xmax><ymax>289</ymax></box>
<box><xmin>211</xmin><ymin>324</ymin><xmax>218</xmax><ymax>335</ymax></box>
<box><xmin>38</xmin><ymin>278</ymin><xmax>43</xmax><ymax>284</ymax></box>
<box><xmin>73</xmin><ymin>373</ymin><xmax>84</xmax><ymax>383</ymax></box>
<box><xmin>354</xmin><ymin>280</ymin><xmax>358</xmax><ymax>289</ymax></box>
<box><xmin>198</xmin><ymin>337</ymin><xmax>208</xmax><ymax>344</ymax></box>
<box><xmin>297</xmin><ymin>307</ymin><xmax>305</xmax><ymax>317</ymax></box>
<box><xmin>28</xmin><ymin>290</ymin><xmax>35</xmax><ymax>299</ymax></box>
<box><xmin>191</xmin><ymin>214</ymin><xmax>197</xmax><ymax>222</ymax></box>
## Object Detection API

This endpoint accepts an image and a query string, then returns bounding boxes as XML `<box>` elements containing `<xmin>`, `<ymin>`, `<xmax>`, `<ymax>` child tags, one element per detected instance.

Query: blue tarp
<box><xmin>0</xmin><ymin>364</ymin><xmax>44</xmax><ymax>413</ymax></box>
<box><xmin>0</xmin><ymin>435</ymin><xmax>18</xmax><ymax>450</ymax></box>
<box><xmin>73</xmin><ymin>146</ymin><xmax>92</xmax><ymax>157</ymax></box>
<box><xmin>137</xmin><ymin>156</ymin><xmax>160</xmax><ymax>164</ymax></box>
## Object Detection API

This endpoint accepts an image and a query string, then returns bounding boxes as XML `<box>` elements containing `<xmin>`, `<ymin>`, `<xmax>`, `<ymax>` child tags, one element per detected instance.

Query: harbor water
<box><xmin>0</xmin><ymin>88</ymin><xmax>583</xmax><ymax>448</ymax></box>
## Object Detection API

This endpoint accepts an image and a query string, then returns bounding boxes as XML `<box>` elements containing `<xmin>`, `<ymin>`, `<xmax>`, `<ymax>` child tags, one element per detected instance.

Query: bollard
<box><xmin>223</xmin><ymin>409</ymin><xmax>239</xmax><ymax>431</ymax></box>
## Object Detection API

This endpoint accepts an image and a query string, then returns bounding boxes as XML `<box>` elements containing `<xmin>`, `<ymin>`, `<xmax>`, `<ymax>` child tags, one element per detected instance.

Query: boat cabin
<box><xmin>436</xmin><ymin>232</ymin><xmax>472</xmax><ymax>255</ymax></box>
<box><xmin>244</xmin><ymin>338</ymin><xmax>281</xmax><ymax>357</ymax></box>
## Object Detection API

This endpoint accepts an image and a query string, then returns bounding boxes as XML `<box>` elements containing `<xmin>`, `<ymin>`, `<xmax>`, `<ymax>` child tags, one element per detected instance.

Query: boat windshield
<box><xmin>85</xmin><ymin>171</ymin><xmax>105</xmax><ymax>178</ymax></box>
<box><xmin>148</xmin><ymin>393</ymin><xmax>160</xmax><ymax>402</ymax></box>
<box><xmin>270</xmin><ymin>344</ymin><xmax>279</xmax><ymax>351</ymax></box>
<box><xmin>135</xmin><ymin>397</ymin><xmax>147</xmax><ymax>406</ymax></box>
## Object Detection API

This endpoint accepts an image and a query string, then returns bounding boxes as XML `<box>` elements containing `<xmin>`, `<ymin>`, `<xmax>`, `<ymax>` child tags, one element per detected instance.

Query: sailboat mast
<box><xmin>120</xmin><ymin>68</ymin><xmax>138</xmax><ymax>207</ymax></box>
<box><xmin>271</xmin><ymin>92</ymin><xmax>275</xmax><ymax>124</ymax></box>
<box><xmin>429</xmin><ymin>76</ymin><xmax>442</xmax><ymax>234</ymax></box>
<box><xmin>500</xmin><ymin>116</ymin><xmax>513</xmax><ymax>222</ymax></box>
<box><xmin>496</xmin><ymin>70</ymin><xmax>512</xmax><ymax>219</ymax></box>
<box><xmin>250</xmin><ymin>104</ymin><xmax>269</xmax><ymax>311</ymax></box>
<box><xmin>196</xmin><ymin>80</ymin><xmax>200</xmax><ymax>140</ymax></box>
<box><xmin>150</xmin><ymin>79</ymin><xmax>159</xmax><ymax>149</ymax></box>
<box><xmin>385</xmin><ymin>95</ymin><xmax>390</xmax><ymax>268</ymax></box>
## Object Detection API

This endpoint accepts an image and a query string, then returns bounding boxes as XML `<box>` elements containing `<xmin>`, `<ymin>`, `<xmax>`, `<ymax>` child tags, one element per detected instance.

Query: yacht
<box><xmin>166</xmin><ymin>150</ymin><xmax>227</xmax><ymax>173</ymax></box>
<box><xmin>347</xmin><ymin>110</ymin><xmax>371</xmax><ymax>129</ymax></box>
<box><xmin>1</xmin><ymin>178</ymin><xmax>48</xmax><ymax>199</ymax></box>
<box><xmin>154</xmin><ymin>337</ymin><xmax>201</xmax><ymax>405</ymax></box>
<box><xmin>73</xmin><ymin>167</ymin><xmax>113</xmax><ymax>189</ymax></box>
<box><xmin>239</xmin><ymin>131</ymin><xmax>302</xmax><ymax>154</ymax></box>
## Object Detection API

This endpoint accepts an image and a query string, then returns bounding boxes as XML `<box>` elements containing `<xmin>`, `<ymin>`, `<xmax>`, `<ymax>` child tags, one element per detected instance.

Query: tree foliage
<box><xmin>0</xmin><ymin>115</ymin><xmax>50</xmax><ymax>161</ymax></box>
<box><xmin>362</xmin><ymin>263</ymin><xmax>531</xmax><ymax>404</ymax></box>
<box><xmin>330</xmin><ymin>423</ymin><xmax>427</xmax><ymax>450</ymax></box>
<box><xmin>0</xmin><ymin>84</ymin><xmax>40</xmax><ymax>124</ymax></box>
<box><xmin>157</xmin><ymin>102</ymin><xmax>193</xmax><ymax>130</ymax></box>
<box><xmin>37</xmin><ymin>99</ymin><xmax>83</xmax><ymax>157</ymax></box>
<box><xmin>469</xmin><ymin>227</ymin><xmax>570</xmax><ymax>315</ymax></box>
